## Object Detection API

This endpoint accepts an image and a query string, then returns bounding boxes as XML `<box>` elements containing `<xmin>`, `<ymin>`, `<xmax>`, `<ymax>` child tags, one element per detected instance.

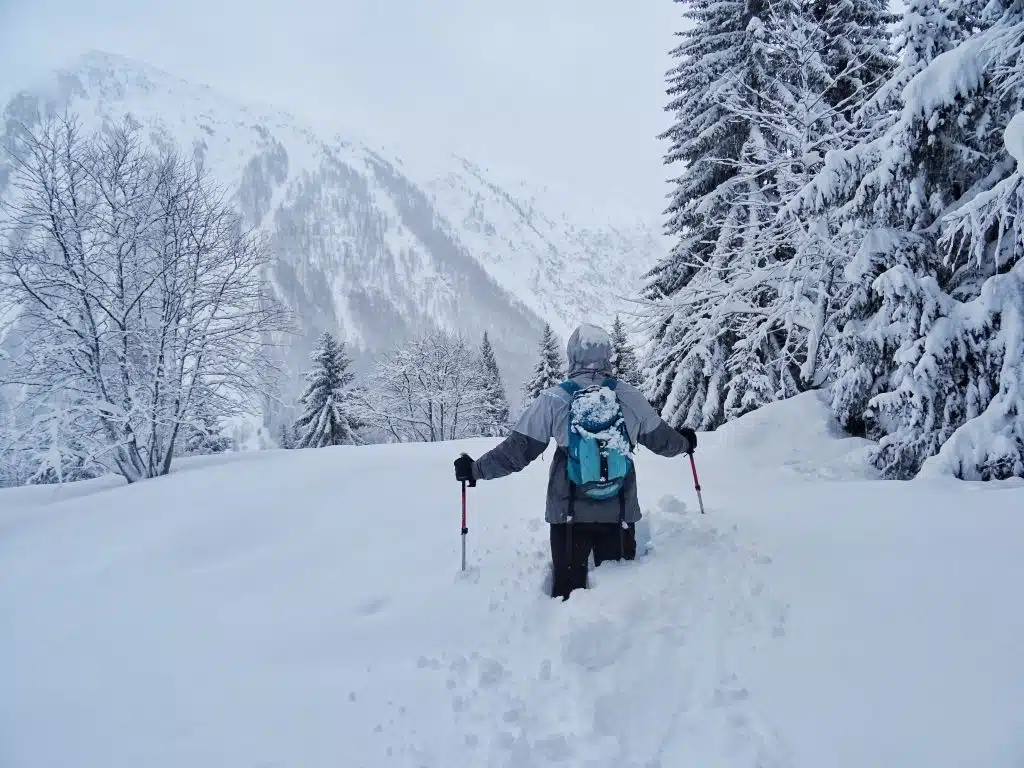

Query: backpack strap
<box><xmin>566</xmin><ymin>477</ymin><xmax>576</xmax><ymax>586</ymax></box>
<box><xmin>567</xmin><ymin>478</ymin><xmax>576</xmax><ymax>524</ymax></box>
<box><xmin>560</xmin><ymin>383</ymin><xmax>578</xmax><ymax>524</ymax></box>
<box><xmin>559</xmin><ymin>380</ymin><xmax>582</xmax><ymax>395</ymax></box>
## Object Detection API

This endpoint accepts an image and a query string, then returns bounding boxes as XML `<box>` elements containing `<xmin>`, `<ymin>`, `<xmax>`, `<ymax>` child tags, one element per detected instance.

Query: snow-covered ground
<box><xmin>2</xmin><ymin>392</ymin><xmax>1022</xmax><ymax>768</ymax></box>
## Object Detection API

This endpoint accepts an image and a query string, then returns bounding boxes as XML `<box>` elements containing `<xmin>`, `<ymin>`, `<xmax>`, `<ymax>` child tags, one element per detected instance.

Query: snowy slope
<box><xmin>0</xmin><ymin>51</ymin><xmax>663</xmax><ymax>405</ymax></box>
<box><xmin>2</xmin><ymin>393</ymin><xmax>1022</xmax><ymax>768</ymax></box>
<box><xmin>388</xmin><ymin>150</ymin><xmax>665</xmax><ymax>338</ymax></box>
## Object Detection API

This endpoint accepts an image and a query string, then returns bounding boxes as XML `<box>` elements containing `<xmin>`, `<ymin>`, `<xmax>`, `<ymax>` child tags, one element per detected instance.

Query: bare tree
<box><xmin>355</xmin><ymin>330</ymin><xmax>487</xmax><ymax>442</ymax></box>
<box><xmin>0</xmin><ymin>114</ymin><xmax>289</xmax><ymax>483</ymax></box>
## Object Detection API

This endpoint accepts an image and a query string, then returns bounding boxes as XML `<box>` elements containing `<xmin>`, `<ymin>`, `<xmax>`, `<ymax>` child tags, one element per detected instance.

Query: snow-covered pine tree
<box><xmin>277</xmin><ymin>421</ymin><xmax>297</xmax><ymax>449</ymax></box>
<box><xmin>610</xmin><ymin>315</ymin><xmax>642</xmax><ymax>387</ymax></box>
<box><xmin>791</xmin><ymin>0</ymin><xmax>1024</xmax><ymax>478</ymax></box>
<box><xmin>749</xmin><ymin>1</ymin><xmax>897</xmax><ymax>394</ymax></box>
<box><xmin>786</xmin><ymin>0</ymin><xmax>1002</xmax><ymax>474</ymax></box>
<box><xmin>815</xmin><ymin>0</ymin><xmax>969</xmax><ymax>442</ymax></box>
<box><xmin>23</xmin><ymin>405</ymin><xmax>101</xmax><ymax>485</ymax></box>
<box><xmin>522</xmin><ymin>323</ymin><xmax>565</xmax><ymax>403</ymax></box>
<box><xmin>642</xmin><ymin>0</ymin><xmax>892</xmax><ymax>427</ymax></box>
<box><xmin>182</xmin><ymin>391</ymin><xmax>234</xmax><ymax>456</ymax></box>
<box><xmin>477</xmin><ymin>332</ymin><xmax>511</xmax><ymax>437</ymax></box>
<box><xmin>814</xmin><ymin>0</ymin><xmax>897</xmax><ymax>126</ymax></box>
<box><xmin>641</xmin><ymin>0</ymin><xmax>781</xmax><ymax>429</ymax></box>
<box><xmin>900</xmin><ymin>4</ymin><xmax>1024</xmax><ymax>479</ymax></box>
<box><xmin>294</xmin><ymin>331</ymin><xmax>359</xmax><ymax>448</ymax></box>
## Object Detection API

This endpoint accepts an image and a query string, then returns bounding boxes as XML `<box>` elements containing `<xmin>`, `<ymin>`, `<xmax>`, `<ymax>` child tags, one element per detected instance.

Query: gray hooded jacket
<box><xmin>472</xmin><ymin>324</ymin><xmax>692</xmax><ymax>524</ymax></box>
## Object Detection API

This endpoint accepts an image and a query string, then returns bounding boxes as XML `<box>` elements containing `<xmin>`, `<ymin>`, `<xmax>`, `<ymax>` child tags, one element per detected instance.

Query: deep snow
<box><xmin>1</xmin><ymin>393</ymin><xmax>1022</xmax><ymax>767</ymax></box>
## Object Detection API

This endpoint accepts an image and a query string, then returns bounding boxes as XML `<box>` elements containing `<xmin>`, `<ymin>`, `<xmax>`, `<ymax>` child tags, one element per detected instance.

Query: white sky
<box><xmin>0</xmin><ymin>0</ymin><xmax>684</xmax><ymax>218</ymax></box>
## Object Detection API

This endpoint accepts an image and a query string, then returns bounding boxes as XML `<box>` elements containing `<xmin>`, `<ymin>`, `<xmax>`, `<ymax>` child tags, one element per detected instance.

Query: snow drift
<box><xmin>2</xmin><ymin>394</ymin><xmax>1022</xmax><ymax>768</ymax></box>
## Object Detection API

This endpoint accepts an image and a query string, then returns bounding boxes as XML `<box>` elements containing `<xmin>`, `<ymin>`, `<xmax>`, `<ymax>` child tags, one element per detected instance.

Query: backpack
<box><xmin>559</xmin><ymin>378</ymin><xmax>634</xmax><ymax>500</ymax></box>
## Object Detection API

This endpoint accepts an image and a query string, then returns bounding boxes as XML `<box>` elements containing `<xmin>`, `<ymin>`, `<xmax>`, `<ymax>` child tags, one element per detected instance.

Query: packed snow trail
<box><xmin>1</xmin><ymin>393</ymin><xmax>1023</xmax><ymax>768</ymax></box>
<box><xmin>410</xmin><ymin>498</ymin><xmax>788</xmax><ymax>768</ymax></box>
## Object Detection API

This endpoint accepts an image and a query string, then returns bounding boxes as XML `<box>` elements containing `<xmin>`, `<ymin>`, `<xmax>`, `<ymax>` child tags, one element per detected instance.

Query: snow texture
<box><xmin>1005</xmin><ymin>111</ymin><xmax>1024</xmax><ymax>167</ymax></box>
<box><xmin>642</xmin><ymin>0</ymin><xmax>894</xmax><ymax>433</ymax></box>
<box><xmin>569</xmin><ymin>387</ymin><xmax>631</xmax><ymax>456</ymax></box>
<box><xmin>777</xmin><ymin>0</ymin><xmax>1024</xmax><ymax>479</ymax></box>
<box><xmin>2</xmin><ymin>393</ymin><xmax>1022</xmax><ymax>768</ymax></box>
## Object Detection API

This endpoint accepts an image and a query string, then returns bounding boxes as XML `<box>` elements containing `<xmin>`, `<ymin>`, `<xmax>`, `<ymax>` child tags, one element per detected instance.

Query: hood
<box><xmin>566</xmin><ymin>324</ymin><xmax>613</xmax><ymax>377</ymax></box>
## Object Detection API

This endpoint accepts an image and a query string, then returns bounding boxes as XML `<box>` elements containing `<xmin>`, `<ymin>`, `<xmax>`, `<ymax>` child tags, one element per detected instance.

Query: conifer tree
<box><xmin>294</xmin><ymin>331</ymin><xmax>359</xmax><ymax>448</ymax></box>
<box><xmin>789</xmin><ymin>0</ymin><xmax>1024</xmax><ymax>478</ymax></box>
<box><xmin>643</xmin><ymin>0</ymin><xmax>770</xmax><ymax>434</ymax></box>
<box><xmin>610</xmin><ymin>315</ymin><xmax>642</xmax><ymax>387</ymax></box>
<box><xmin>182</xmin><ymin>404</ymin><xmax>234</xmax><ymax>456</ymax></box>
<box><xmin>478</xmin><ymin>332</ymin><xmax>511</xmax><ymax>437</ymax></box>
<box><xmin>814</xmin><ymin>0</ymin><xmax>897</xmax><ymax>125</ymax></box>
<box><xmin>641</xmin><ymin>0</ymin><xmax>894</xmax><ymax>428</ymax></box>
<box><xmin>277</xmin><ymin>421</ymin><xmax>297</xmax><ymax>450</ymax></box>
<box><xmin>642</xmin><ymin>0</ymin><xmax>802</xmax><ymax>429</ymax></box>
<box><xmin>748</xmin><ymin>2</ymin><xmax>895</xmax><ymax>394</ymax></box>
<box><xmin>522</xmin><ymin>323</ymin><xmax>565</xmax><ymax>403</ymax></box>
<box><xmin>803</xmin><ymin>0</ymin><xmax>968</xmax><ymax>443</ymax></box>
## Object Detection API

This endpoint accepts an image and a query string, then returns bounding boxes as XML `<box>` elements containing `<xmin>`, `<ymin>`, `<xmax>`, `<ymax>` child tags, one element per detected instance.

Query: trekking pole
<box><xmin>688</xmin><ymin>453</ymin><xmax>706</xmax><ymax>515</ymax></box>
<box><xmin>461</xmin><ymin>480</ymin><xmax>468</xmax><ymax>571</ymax></box>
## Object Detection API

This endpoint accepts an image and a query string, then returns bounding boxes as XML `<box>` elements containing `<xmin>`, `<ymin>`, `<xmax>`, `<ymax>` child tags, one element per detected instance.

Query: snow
<box><xmin>900</xmin><ymin>31</ymin><xmax>993</xmax><ymax>120</ymax></box>
<box><xmin>1005</xmin><ymin>111</ymin><xmax>1024</xmax><ymax>167</ymax></box>
<box><xmin>571</xmin><ymin>387</ymin><xmax>621</xmax><ymax>428</ymax></box>
<box><xmin>569</xmin><ymin>387</ymin><xmax>631</xmax><ymax>456</ymax></box>
<box><xmin>2</xmin><ymin>392</ymin><xmax>1023</xmax><ymax>768</ymax></box>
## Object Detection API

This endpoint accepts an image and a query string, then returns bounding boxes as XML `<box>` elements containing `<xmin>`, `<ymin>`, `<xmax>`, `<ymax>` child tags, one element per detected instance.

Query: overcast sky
<box><xmin>0</xmin><ymin>0</ymin><xmax>684</xmax><ymax>217</ymax></box>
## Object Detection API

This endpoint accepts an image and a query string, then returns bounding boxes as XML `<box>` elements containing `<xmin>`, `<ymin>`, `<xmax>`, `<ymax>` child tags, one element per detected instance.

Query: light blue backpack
<box><xmin>559</xmin><ymin>378</ymin><xmax>634</xmax><ymax>500</ymax></box>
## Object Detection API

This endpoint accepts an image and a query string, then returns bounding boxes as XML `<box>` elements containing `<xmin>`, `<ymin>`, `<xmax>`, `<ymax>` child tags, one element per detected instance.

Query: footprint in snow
<box><xmin>562</xmin><ymin>618</ymin><xmax>632</xmax><ymax>671</ymax></box>
<box><xmin>656</xmin><ymin>494</ymin><xmax>688</xmax><ymax>516</ymax></box>
<box><xmin>354</xmin><ymin>596</ymin><xmax>390</xmax><ymax>617</ymax></box>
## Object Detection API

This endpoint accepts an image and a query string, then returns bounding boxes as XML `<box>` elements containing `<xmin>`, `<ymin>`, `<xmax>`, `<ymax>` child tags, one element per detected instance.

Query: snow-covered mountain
<box><xmin>0</xmin><ymin>51</ymin><xmax>664</xmax><ymax>409</ymax></box>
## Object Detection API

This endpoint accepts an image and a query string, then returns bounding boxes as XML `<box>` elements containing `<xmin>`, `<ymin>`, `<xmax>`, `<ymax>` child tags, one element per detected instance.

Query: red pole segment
<box><xmin>689</xmin><ymin>453</ymin><xmax>706</xmax><ymax>515</ymax></box>
<box><xmin>461</xmin><ymin>480</ymin><xmax>468</xmax><ymax>570</ymax></box>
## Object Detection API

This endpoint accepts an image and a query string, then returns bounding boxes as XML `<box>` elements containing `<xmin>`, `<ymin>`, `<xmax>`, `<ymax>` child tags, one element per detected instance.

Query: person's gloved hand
<box><xmin>676</xmin><ymin>426</ymin><xmax>697</xmax><ymax>454</ymax></box>
<box><xmin>454</xmin><ymin>453</ymin><xmax>476</xmax><ymax>486</ymax></box>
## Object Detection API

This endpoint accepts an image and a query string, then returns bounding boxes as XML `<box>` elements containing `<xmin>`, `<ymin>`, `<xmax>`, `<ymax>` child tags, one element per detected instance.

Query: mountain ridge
<box><xmin>0</xmin><ymin>50</ymin><xmax>663</xmax><ymax>430</ymax></box>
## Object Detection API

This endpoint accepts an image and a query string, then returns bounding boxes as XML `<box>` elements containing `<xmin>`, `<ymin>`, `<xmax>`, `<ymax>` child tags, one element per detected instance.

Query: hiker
<box><xmin>453</xmin><ymin>323</ymin><xmax>696</xmax><ymax>600</ymax></box>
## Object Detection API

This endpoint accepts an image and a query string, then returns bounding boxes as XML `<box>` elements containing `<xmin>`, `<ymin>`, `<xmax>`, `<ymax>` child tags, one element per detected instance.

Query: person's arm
<box><xmin>619</xmin><ymin>383</ymin><xmax>695</xmax><ymax>457</ymax></box>
<box><xmin>465</xmin><ymin>390</ymin><xmax>557</xmax><ymax>481</ymax></box>
<box><xmin>638</xmin><ymin>420</ymin><xmax>694</xmax><ymax>457</ymax></box>
<box><xmin>473</xmin><ymin>431</ymin><xmax>548</xmax><ymax>480</ymax></box>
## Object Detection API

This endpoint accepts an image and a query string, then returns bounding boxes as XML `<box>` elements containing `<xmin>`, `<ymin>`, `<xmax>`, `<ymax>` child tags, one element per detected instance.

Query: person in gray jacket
<box><xmin>454</xmin><ymin>323</ymin><xmax>696</xmax><ymax>600</ymax></box>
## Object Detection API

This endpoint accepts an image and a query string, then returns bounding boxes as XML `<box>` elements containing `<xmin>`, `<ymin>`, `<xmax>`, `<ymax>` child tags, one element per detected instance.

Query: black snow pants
<box><xmin>549</xmin><ymin>521</ymin><xmax>636</xmax><ymax>600</ymax></box>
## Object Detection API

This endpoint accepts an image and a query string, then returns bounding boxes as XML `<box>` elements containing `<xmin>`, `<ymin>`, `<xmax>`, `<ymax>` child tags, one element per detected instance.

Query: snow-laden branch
<box><xmin>0</xmin><ymin>114</ymin><xmax>290</xmax><ymax>483</ymax></box>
